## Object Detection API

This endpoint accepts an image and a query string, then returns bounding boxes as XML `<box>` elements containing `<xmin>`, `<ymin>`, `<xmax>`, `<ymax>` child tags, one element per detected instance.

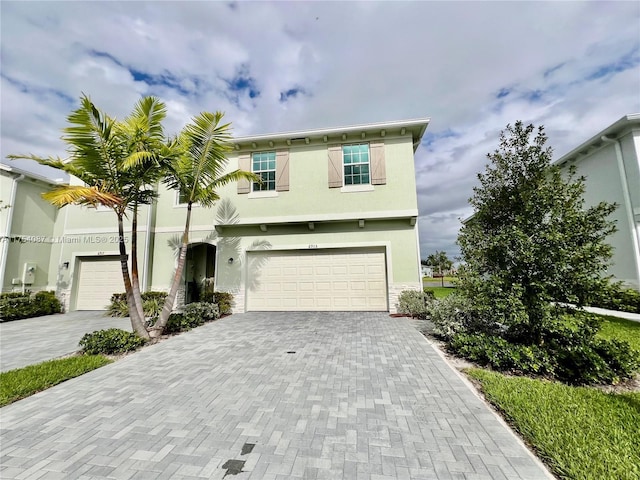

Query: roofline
<box><xmin>554</xmin><ymin>113</ymin><xmax>640</xmax><ymax>166</ymax></box>
<box><xmin>0</xmin><ymin>163</ymin><xmax>64</xmax><ymax>185</ymax></box>
<box><xmin>233</xmin><ymin>118</ymin><xmax>431</xmax><ymax>152</ymax></box>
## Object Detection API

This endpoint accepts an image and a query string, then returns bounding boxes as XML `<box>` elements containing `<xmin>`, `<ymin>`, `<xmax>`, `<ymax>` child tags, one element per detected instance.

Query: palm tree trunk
<box><xmin>130</xmin><ymin>202</ymin><xmax>145</xmax><ymax>321</ymax></box>
<box><xmin>118</xmin><ymin>213</ymin><xmax>150</xmax><ymax>340</ymax></box>
<box><xmin>154</xmin><ymin>202</ymin><xmax>192</xmax><ymax>335</ymax></box>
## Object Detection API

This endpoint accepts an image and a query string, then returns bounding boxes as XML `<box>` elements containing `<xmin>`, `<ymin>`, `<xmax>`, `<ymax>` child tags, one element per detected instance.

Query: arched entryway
<box><xmin>185</xmin><ymin>243</ymin><xmax>216</xmax><ymax>304</ymax></box>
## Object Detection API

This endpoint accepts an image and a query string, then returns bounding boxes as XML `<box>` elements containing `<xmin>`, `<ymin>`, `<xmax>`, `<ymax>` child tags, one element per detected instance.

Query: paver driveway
<box><xmin>0</xmin><ymin>312</ymin><xmax>552</xmax><ymax>480</ymax></box>
<box><xmin>0</xmin><ymin>312</ymin><xmax>131</xmax><ymax>372</ymax></box>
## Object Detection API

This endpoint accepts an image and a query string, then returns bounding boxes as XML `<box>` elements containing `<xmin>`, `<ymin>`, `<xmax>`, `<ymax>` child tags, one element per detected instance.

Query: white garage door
<box><xmin>75</xmin><ymin>256</ymin><xmax>124</xmax><ymax>310</ymax></box>
<box><xmin>246</xmin><ymin>248</ymin><xmax>388</xmax><ymax>311</ymax></box>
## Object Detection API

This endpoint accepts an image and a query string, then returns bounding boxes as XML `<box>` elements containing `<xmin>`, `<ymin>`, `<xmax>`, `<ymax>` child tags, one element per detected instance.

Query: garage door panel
<box><xmin>76</xmin><ymin>256</ymin><xmax>123</xmax><ymax>310</ymax></box>
<box><xmin>247</xmin><ymin>248</ymin><xmax>387</xmax><ymax>311</ymax></box>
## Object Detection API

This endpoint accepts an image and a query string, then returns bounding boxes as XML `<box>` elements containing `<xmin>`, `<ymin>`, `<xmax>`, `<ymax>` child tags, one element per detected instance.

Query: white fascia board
<box><xmin>233</xmin><ymin>118</ymin><xmax>431</xmax><ymax>152</ymax></box>
<box><xmin>216</xmin><ymin>209</ymin><xmax>419</xmax><ymax>228</ymax></box>
<box><xmin>554</xmin><ymin>114</ymin><xmax>640</xmax><ymax>166</ymax></box>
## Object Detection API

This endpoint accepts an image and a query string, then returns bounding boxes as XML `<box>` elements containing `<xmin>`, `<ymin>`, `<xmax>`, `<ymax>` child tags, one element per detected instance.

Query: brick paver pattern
<box><xmin>0</xmin><ymin>311</ymin><xmax>131</xmax><ymax>372</ymax></box>
<box><xmin>0</xmin><ymin>312</ymin><xmax>552</xmax><ymax>479</ymax></box>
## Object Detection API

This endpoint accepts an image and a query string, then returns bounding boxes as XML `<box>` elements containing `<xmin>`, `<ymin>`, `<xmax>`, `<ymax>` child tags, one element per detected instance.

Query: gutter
<box><xmin>601</xmin><ymin>135</ymin><xmax>640</xmax><ymax>287</ymax></box>
<box><xmin>0</xmin><ymin>173</ymin><xmax>25</xmax><ymax>290</ymax></box>
<box><xmin>142</xmin><ymin>189</ymin><xmax>158</xmax><ymax>292</ymax></box>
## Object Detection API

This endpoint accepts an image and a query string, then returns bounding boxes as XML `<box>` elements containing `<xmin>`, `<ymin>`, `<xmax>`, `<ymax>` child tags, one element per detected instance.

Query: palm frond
<box><xmin>121</xmin><ymin>151</ymin><xmax>157</xmax><ymax>170</ymax></box>
<box><xmin>41</xmin><ymin>185</ymin><xmax>122</xmax><ymax>208</ymax></box>
<box><xmin>6</xmin><ymin>154</ymin><xmax>68</xmax><ymax>171</ymax></box>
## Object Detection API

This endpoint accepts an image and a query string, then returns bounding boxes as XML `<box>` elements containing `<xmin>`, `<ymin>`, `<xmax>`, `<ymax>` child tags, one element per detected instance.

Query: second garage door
<box><xmin>75</xmin><ymin>256</ymin><xmax>123</xmax><ymax>310</ymax></box>
<box><xmin>246</xmin><ymin>248</ymin><xmax>388</xmax><ymax>311</ymax></box>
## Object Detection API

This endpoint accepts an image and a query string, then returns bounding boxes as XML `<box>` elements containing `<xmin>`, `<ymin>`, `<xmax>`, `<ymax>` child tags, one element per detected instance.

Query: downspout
<box><xmin>0</xmin><ymin>173</ymin><xmax>25</xmax><ymax>291</ymax></box>
<box><xmin>142</xmin><ymin>195</ymin><xmax>156</xmax><ymax>292</ymax></box>
<box><xmin>413</xmin><ymin>216</ymin><xmax>422</xmax><ymax>286</ymax></box>
<box><xmin>601</xmin><ymin>135</ymin><xmax>640</xmax><ymax>287</ymax></box>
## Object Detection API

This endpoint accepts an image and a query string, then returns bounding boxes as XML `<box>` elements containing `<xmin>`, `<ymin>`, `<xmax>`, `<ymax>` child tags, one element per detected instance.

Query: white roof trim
<box><xmin>554</xmin><ymin>113</ymin><xmax>640</xmax><ymax>166</ymax></box>
<box><xmin>233</xmin><ymin>118</ymin><xmax>430</xmax><ymax>152</ymax></box>
<box><xmin>0</xmin><ymin>163</ymin><xmax>65</xmax><ymax>185</ymax></box>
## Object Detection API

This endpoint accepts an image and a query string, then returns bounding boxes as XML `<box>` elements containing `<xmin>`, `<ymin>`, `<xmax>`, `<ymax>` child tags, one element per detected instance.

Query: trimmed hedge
<box><xmin>79</xmin><ymin>328</ymin><xmax>146</xmax><ymax>355</ymax></box>
<box><xmin>447</xmin><ymin>317</ymin><xmax>639</xmax><ymax>385</ymax></box>
<box><xmin>588</xmin><ymin>284</ymin><xmax>640</xmax><ymax>314</ymax></box>
<box><xmin>201</xmin><ymin>291</ymin><xmax>234</xmax><ymax>315</ymax></box>
<box><xmin>107</xmin><ymin>291</ymin><xmax>168</xmax><ymax>317</ymax></box>
<box><xmin>0</xmin><ymin>291</ymin><xmax>62</xmax><ymax>322</ymax></box>
<box><xmin>396</xmin><ymin>289</ymin><xmax>434</xmax><ymax>319</ymax></box>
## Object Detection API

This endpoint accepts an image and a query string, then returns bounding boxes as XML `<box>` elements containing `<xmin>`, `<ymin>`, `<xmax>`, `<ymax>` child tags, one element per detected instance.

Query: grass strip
<box><xmin>595</xmin><ymin>314</ymin><xmax>640</xmax><ymax>352</ymax></box>
<box><xmin>466</xmin><ymin>368</ymin><xmax>640</xmax><ymax>480</ymax></box>
<box><xmin>423</xmin><ymin>286</ymin><xmax>457</xmax><ymax>299</ymax></box>
<box><xmin>1</xmin><ymin>355</ymin><xmax>112</xmax><ymax>407</ymax></box>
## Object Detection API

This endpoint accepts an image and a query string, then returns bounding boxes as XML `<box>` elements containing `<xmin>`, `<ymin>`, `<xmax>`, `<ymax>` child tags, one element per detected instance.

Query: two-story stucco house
<box><xmin>2</xmin><ymin>118</ymin><xmax>430</xmax><ymax>313</ymax></box>
<box><xmin>0</xmin><ymin>164</ymin><xmax>63</xmax><ymax>295</ymax></box>
<box><xmin>554</xmin><ymin>114</ymin><xmax>640</xmax><ymax>288</ymax></box>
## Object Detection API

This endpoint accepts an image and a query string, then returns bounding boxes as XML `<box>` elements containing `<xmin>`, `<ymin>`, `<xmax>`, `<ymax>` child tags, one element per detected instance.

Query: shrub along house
<box><xmin>1</xmin><ymin>118</ymin><xmax>429</xmax><ymax>313</ymax></box>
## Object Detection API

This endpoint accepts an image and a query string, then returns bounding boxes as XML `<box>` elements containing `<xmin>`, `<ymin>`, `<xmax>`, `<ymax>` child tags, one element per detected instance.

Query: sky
<box><xmin>2</xmin><ymin>1</ymin><xmax>639</xmax><ymax>260</ymax></box>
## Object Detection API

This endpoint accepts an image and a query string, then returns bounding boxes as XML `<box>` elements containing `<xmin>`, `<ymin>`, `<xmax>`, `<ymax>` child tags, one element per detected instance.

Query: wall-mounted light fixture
<box><xmin>61</xmin><ymin>262</ymin><xmax>69</xmax><ymax>269</ymax></box>
<box><xmin>228</xmin><ymin>257</ymin><xmax>234</xmax><ymax>264</ymax></box>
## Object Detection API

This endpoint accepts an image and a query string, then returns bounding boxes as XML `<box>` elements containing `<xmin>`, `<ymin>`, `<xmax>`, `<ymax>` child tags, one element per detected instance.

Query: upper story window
<box><xmin>252</xmin><ymin>151</ymin><xmax>276</xmax><ymax>191</ymax></box>
<box><xmin>328</xmin><ymin>141</ymin><xmax>383</xmax><ymax>190</ymax></box>
<box><xmin>343</xmin><ymin>144</ymin><xmax>370</xmax><ymax>185</ymax></box>
<box><xmin>177</xmin><ymin>188</ymin><xmax>189</xmax><ymax>205</ymax></box>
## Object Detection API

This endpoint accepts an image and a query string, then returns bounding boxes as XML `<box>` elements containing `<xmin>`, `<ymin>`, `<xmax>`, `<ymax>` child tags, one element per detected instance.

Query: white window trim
<box><xmin>340</xmin><ymin>184</ymin><xmax>374</xmax><ymax>193</ymax></box>
<box><xmin>342</xmin><ymin>142</ymin><xmax>373</xmax><ymax>191</ymax></box>
<box><xmin>248</xmin><ymin>190</ymin><xmax>279</xmax><ymax>199</ymax></box>
<box><xmin>252</xmin><ymin>151</ymin><xmax>277</xmax><ymax>193</ymax></box>
<box><xmin>174</xmin><ymin>190</ymin><xmax>200</xmax><ymax>208</ymax></box>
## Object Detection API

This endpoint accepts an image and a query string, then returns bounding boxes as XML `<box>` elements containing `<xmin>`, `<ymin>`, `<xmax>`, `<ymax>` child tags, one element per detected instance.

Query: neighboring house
<box><xmin>2</xmin><ymin>118</ymin><xmax>430</xmax><ymax>313</ymax></box>
<box><xmin>554</xmin><ymin>114</ymin><xmax>640</xmax><ymax>289</ymax></box>
<box><xmin>0</xmin><ymin>164</ymin><xmax>63</xmax><ymax>295</ymax></box>
<box><xmin>421</xmin><ymin>265</ymin><xmax>433</xmax><ymax>277</ymax></box>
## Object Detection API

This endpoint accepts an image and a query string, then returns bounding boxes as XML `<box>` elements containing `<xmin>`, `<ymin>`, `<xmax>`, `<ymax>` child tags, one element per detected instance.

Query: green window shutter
<box><xmin>370</xmin><ymin>141</ymin><xmax>386</xmax><ymax>185</ymax></box>
<box><xmin>328</xmin><ymin>145</ymin><xmax>343</xmax><ymax>188</ymax></box>
<box><xmin>276</xmin><ymin>149</ymin><xmax>290</xmax><ymax>191</ymax></box>
<box><xmin>237</xmin><ymin>154</ymin><xmax>251</xmax><ymax>194</ymax></box>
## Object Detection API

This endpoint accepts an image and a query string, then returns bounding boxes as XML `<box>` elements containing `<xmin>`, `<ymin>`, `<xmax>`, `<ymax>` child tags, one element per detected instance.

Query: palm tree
<box><xmin>154</xmin><ymin>111</ymin><xmax>258</xmax><ymax>334</ymax></box>
<box><xmin>9</xmin><ymin>95</ymin><xmax>172</xmax><ymax>340</ymax></box>
<box><xmin>118</xmin><ymin>98</ymin><xmax>177</xmax><ymax>321</ymax></box>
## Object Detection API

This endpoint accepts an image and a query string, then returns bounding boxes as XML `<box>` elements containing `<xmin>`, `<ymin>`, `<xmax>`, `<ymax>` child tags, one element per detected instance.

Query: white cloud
<box><xmin>1</xmin><ymin>1</ymin><xmax>638</xmax><ymax>258</ymax></box>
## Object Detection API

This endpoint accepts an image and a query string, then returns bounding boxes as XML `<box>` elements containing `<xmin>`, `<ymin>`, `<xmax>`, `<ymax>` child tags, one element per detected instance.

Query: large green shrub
<box><xmin>449</xmin><ymin>333</ymin><xmax>553</xmax><ymax>376</ymax></box>
<box><xmin>426</xmin><ymin>293</ymin><xmax>480</xmax><ymax>340</ymax></box>
<box><xmin>448</xmin><ymin>314</ymin><xmax>639</xmax><ymax>385</ymax></box>
<box><xmin>79</xmin><ymin>328</ymin><xmax>146</xmax><ymax>355</ymax></box>
<box><xmin>457</xmin><ymin>122</ymin><xmax>617</xmax><ymax>345</ymax></box>
<box><xmin>0</xmin><ymin>291</ymin><xmax>62</xmax><ymax>321</ymax></box>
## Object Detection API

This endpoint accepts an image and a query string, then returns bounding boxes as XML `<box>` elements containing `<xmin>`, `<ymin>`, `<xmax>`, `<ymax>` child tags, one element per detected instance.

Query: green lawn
<box><xmin>466</xmin><ymin>368</ymin><xmax>640</xmax><ymax>480</ymax></box>
<box><xmin>0</xmin><ymin>355</ymin><xmax>112</xmax><ymax>407</ymax></box>
<box><xmin>423</xmin><ymin>286</ymin><xmax>457</xmax><ymax>299</ymax></box>
<box><xmin>423</xmin><ymin>276</ymin><xmax>457</xmax><ymax>283</ymax></box>
<box><xmin>594</xmin><ymin>314</ymin><xmax>640</xmax><ymax>352</ymax></box>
